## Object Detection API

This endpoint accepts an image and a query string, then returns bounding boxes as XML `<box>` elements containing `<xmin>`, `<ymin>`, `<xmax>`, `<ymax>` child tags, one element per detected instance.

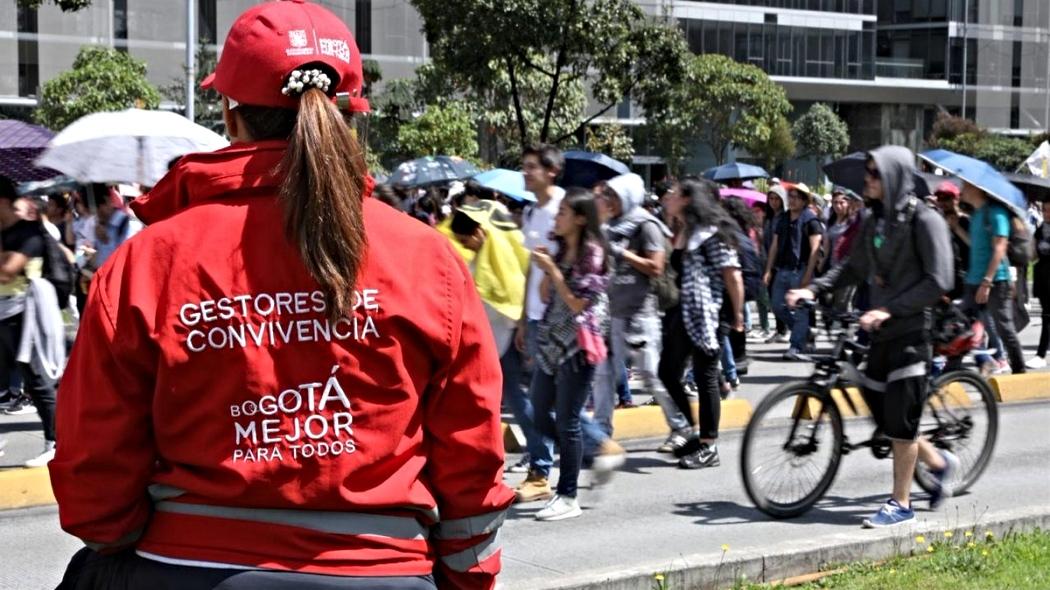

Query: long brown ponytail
<box><xmin>281</xmin><ymin>88</ymin><xmax>369</xmax><ymax>320</ymax></box>
<box><xmin>240</xmin><ymin>87</ymin><xmax>370</xmax><ymax>320</ymax></box>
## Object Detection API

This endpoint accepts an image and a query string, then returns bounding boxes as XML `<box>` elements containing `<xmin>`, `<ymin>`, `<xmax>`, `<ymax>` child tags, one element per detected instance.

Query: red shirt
<box><xmin>49</xmin><ymin>141</ymin><xmax>513</xmax><ymax>589</ymax></box>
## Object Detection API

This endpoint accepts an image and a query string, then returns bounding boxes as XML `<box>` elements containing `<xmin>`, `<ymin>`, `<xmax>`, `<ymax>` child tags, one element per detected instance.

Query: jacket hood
<box><xmin>131</xmin><ymin>140</ymin><xmax>375</xmax><ymax>225</ymax></box>
<box><xmin>607</xmin><ymin>173</ymin><xmax>646</xmax><ymax>216</ymax></box>
<box><xmin>766</xmin><ymin>185</ymin><xmax>787</xmax><ymax>212</ymax></box>
<box><xmin>868</xmin><ymin>146</ymin><xmax>916</xmax><ymax>212</ymax></box>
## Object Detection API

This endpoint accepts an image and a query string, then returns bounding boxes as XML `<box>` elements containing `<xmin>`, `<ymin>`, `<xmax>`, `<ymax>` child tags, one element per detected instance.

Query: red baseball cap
<box><xmin>935</xmin><ymin>180</ymin><xmax>961</xmax><ymax>198</ymax></box>
<box><xmin>201</xmin><ymin>0</ymin><xmax>370</xmax><ymax>113</ymax></box>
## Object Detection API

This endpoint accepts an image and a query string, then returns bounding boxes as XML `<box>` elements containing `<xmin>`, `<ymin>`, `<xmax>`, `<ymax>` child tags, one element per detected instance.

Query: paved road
<box><xmin>0</xmin><ymin>312</ymin><xmax>1047</xmax><ymax>589</ymax></box>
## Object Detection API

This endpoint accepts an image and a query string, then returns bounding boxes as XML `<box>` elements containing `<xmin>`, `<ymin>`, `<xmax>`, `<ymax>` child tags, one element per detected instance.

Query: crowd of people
<box><xmin>0</xmin><ymin>177</ymin><xmax>135</xmax><ymax>467</ymax></box>
<box><xmin>387</xmin><ymin>142</ymin><xmax>1050</xmax><ymax>525</ymax></box>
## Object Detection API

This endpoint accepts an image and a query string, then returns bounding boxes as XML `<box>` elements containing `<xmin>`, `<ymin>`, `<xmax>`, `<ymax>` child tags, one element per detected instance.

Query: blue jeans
<box><xmin>772</xmin><ymin>268</ymin><xmax>811</xmax><ymax>352</ymax></box>
<box><xmin>616</xmin><ymin>362</ymin><xmax>632</xmax><ymax>405</ymax></box>
<box><xmin>500</xmin><ymin>320</ymin><xmax>554</xmax><ymax>477</ymax></box>
<box><xmin>530</xmin><ymin>354</ymin><xmax>601</xmax><ymax>498</ymax></box>
<box><xmin>720</xmin><ymin>334</ymin><xmax>737</xmax><ymax>381</ymax></box>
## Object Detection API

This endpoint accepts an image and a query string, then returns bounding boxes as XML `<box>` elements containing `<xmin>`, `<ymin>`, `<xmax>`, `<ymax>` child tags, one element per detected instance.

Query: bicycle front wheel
<box><xmin>741</xmin><ymin>382</ymin><xmax>844</xmax><ymax>519</ymax></box>
<box><xmin>914</xmin><ymin>370</ymin><xmax>999</xmax><ymax>496</ymax></box>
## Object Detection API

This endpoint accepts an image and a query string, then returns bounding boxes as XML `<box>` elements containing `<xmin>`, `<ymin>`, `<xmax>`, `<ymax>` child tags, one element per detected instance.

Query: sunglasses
<box><xmin>865</xmin><ymin>167</ymin><xmax>880</xmax><ymax>179</ymax></box>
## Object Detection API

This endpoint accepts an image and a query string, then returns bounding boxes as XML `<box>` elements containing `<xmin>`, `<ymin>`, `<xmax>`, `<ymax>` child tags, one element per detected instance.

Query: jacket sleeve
<box><xmin>425</xmin><ymin>245</ymin><xmax>515</xmax><ymax>590</ymax></box>
<box><xmin>811</xmin><ymin>219</ymin><xmax>871</xmax><ymax>296</ymax></box>
<box><xmin>885</xmin><ymin>208</ymin><xmax>954</xmax><ymax>318</ymax></box>
<box><xmin>48</xmin><ymin>261</ymin><xmax>159</xmax><ymax>552</ymax></box>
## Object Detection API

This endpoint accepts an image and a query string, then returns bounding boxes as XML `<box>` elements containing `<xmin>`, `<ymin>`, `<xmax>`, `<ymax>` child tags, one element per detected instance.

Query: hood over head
<box><xmin>868</xmin><ymin>145</ymin><xmax>917</xmax><ymax>212</ymax></box>
<box><xmin>607</xmin><ymin>173</ymin><xmax>646</xmax><ymax>216</ymax></box>
<box><xmin>766</xmin><ymin>185</ymin><xmax>787</xmax><ymax>212</ymax></box>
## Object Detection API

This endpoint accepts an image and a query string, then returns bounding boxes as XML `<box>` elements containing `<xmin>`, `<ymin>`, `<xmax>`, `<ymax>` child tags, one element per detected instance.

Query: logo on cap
<box><xmin>319</xmin><ymin>38</ymin><xmax>351</xmax><ymax>63</ymax></box>
<box><xmin>287</xmin><ymin>29</ymin><xmax>315</xmax><ymax>57</ymax></box>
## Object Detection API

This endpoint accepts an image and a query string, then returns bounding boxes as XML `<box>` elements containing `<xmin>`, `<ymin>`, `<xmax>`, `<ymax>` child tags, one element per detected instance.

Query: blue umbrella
<box><xmin>389</xmin><ymin>156</ymin><xmax>481</xmax><ymax>188</ymax></box>
<box><xmin>473</xmin><ymin>168</ymin><xmax>535</xmax><ymax>203</ymax></box>
<box><xmin>702</xmin><ymin>162</ymin><xmax>769</xmax><ymax>183</ymax></box>
<box><xmin>919</xmin><ymin>149</ymin><xmax>1029</xmax><ymax>220</ymax></box>
<box><xmin>560</xmin><ymin>151</ymin><xmax>630</xmax><ymax>189</ymax></box>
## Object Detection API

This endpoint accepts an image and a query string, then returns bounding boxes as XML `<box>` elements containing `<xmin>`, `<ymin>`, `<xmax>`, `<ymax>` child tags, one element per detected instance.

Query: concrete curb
<box><xmin>0</xmin><ymin>467</ymin><xmax>54</xmax><ymax>511</ymax></box>
<box><xmin>990</xmin><ymin>373</ymin><xmax>1050</xmax><ymax>402</ymax></box>
<box><xmin>508</xmin><ymin>504</ymin><xmax>1050</xmax><ymax>590</ymax></box>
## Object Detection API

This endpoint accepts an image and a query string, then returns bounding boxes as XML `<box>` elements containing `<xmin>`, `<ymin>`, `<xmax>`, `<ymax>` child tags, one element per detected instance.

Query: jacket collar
<box><xmin>131</xmin><ymin>140</ymin><xmax>374</xmax><ymax>225</ymax></box>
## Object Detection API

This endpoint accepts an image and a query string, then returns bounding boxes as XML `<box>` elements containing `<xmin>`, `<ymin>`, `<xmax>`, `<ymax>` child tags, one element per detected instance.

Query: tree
<box><xmin>749</xmin><ymin>116</ymin><xmax>796</xmax><ymax>173</ymax></box>
<box><xmin>649</xmin><ymin>54</ymin><xmax>792</xmax><ymax>166</ymax></box>
<box><xmin>397</xmin><ymin>102</ymin><xmax>479</xmax><ymax>161</ymax></box>
<box><xmin>35</xmin><ymin>46</ymin><xmax>161</xmax><ymax>130</ymax></box>
<box><xmin>793</xmin><ymin>103</ymin><xmax>850</xmax><ymax>161</ymax></box>
<box><xmin>939</xmin><ymin>133</ymin><xmax>1033</xmax><ymax>172</ymax></box>
<box><xmin>410</xmin><ymin>0</ymin><xmax>690</xmax><ymax>150</ymax></box>
<box><xmin>161</xmin><ymin>39</ymin><xmax>222</xmax><ymax>132</ymax></box>
<box><xmin>928</xmin><ymin>113</ymin><xmax>982</xmax><ymax>148</ymax></box>
<box><xmin>17</xmin><ymin>0</ymin><xmax>92</xmax><ymax>11</ymax></box>
<box><xmin>586</xmin><ymin>124</ymin><xmax>634</xmax><ymax>163</ymax></box>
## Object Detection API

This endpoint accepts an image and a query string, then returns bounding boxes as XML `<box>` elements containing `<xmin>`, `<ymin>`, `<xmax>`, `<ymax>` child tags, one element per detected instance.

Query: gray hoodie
<box><xmin>813</xmin><ymin>146</ymin><xmax>954</xmax><ymax>342</ymax></box>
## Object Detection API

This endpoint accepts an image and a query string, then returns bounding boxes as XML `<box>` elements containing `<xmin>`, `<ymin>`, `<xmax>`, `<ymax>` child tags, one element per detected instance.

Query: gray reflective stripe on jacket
<box><xmin>154</xmin><ymin>502</ymin><xmax>428</xmax><ymax>540</ymax></box>
<box><xmin>440</xmin><ymin>530</ymin><xmax>501</xmax><ymax>572</ymax></box>
<box><xmin>433</xmin><ymin>508</ymin><xmax>507</xmax><ymax>540</ymax></box>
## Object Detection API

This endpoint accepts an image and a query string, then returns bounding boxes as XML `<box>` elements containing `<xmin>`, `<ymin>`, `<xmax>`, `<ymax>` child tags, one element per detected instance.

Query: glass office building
<box><xmin>0</xmin><ymin>0</ymin><xmax>428</xmax><ymax>113</ymax></box>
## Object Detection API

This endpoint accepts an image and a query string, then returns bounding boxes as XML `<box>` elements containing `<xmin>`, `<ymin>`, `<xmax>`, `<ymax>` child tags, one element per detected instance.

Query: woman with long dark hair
<box><xmin>658</xmin><ymin>179</ymin><xmax>744</xmax><ymax>469</ymax></box>
<box><xmin>49</xmin><ymin>3</ymin><xmax>512</xmax><ymax>589</ymax></box>
<box><xmin>529</xmin><ymin>189</ymin><xmax>623</xmax><ymax>521</ymax></box>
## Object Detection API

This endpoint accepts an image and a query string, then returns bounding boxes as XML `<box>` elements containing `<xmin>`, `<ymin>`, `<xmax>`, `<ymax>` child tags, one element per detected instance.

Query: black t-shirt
<box><xmin>2</xmin><ymin>220</ymin><xmax>46</xmax><ymax>259</ymax></box>
<box><xmin>775</xmin><ymin>211</ymin><xmax>824</xmax><ymax>270</ymax></box>
<box><xmin>671</xmin><ymin>248</ymin><xmax>684</xmax><ymax>289</ymax></box>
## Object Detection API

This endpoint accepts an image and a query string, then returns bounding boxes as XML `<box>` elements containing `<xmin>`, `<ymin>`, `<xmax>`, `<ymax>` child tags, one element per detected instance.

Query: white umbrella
<box><xmin>36</xmin><ymin>108</ymin><xmax>229</xmax><ymax>186</ymax></box>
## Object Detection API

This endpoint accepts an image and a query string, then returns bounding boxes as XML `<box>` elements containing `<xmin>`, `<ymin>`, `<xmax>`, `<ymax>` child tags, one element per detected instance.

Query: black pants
<box><xmin>1038</xmin><ymin>295</ymin><xmax>1049</xmax><ymax>359</ymax></box>
<box><xmin>58</xmin><ymin>548</ymin><xmax>437</xmax><ymax>590</ymax></box>
<box><xmin>964</xmin><ymin>282</ymin><xmax>1027</xmax><ymax>374</ymax></box>
<box><xmin>658</xmin><ymin>308</ymin><xmax>721</xmax><ymax>440</ymax></box>
<box><xmin>0</xmin><ymin>313</ymin><xmax>57</xmax><ymax>441</ymax></box>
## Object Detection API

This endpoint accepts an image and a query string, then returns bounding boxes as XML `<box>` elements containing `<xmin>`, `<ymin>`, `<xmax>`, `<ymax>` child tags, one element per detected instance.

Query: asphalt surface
<box><xmin>0</xmin><ymin>309</ymin><xmax>1047</xmax><ymax>590</ymax></box>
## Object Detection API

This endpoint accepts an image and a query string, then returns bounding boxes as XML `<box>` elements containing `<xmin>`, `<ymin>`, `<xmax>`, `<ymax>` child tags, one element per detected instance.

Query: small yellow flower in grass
<box><xmin>967</xmin><ymin>542</ymin><xmax>977</xmax><ymax>549</ymax></box>
<box><xmin>927</xmin><ymin>545</ymin><xmax>935</xmax><ymax>553</ymax></box>
<box><xmin>915</xmin><ymin>535</ymin><xmax>926</xmax><ymax>544</ymax></box>
<box><xmin>889</xmin><ymin>569</ymin><xmax>896</xmax><ymax>574</ymax></box>
<box><xmin>964</xmin><ymin>531</ymin><xmax>974</xmax><ymax>538</ymax></box>
<box><xmin>654</xmin><ymin>573</ymin><xmax>665</xmax><ymax>582</ymax></box>
<box><xmin>982</xmin><ymin>550</ymin><xmax>990</xmax><ymax>557</ymax></box>
<box><xmin>721</xmin><ymin>544</ymin><xmax>730</xmax><ymax>552</ymax></box>
<box><xmin>985</xmin><ymin>531</ymin><xmax>995</xmax><ymax>540</ymax></box>
<box><xmin>943</xmin><ymin>531</ymin><xmax>954</xmax><ymax>539</ymax></box>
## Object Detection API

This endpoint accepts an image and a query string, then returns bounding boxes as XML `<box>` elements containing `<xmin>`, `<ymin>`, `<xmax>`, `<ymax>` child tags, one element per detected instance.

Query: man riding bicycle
<box><xmin>788</xmin><ymin>146</ymin><xmax>959</xmax><ymax>528</ymax></box>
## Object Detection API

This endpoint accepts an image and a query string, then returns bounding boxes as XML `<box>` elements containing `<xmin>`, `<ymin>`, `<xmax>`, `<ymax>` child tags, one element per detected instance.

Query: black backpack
<box><xmin>40</xmin><ymin>228</ymin><xmax>76</xmax><ymax>310</ymax></box>
<box><xmin>650</xmin><ymin>237</ymin><xmax>680</xmax><ymax>311</ymax></box>
<box><xmin>981</xmin><ymin>210</ymin><xmax>1035</xmax><ymax>268</ymax></box>
<box><xmin>734</xmin><ymin>229</ymin><xmax>763</xmax><ymax>302</ymax></box>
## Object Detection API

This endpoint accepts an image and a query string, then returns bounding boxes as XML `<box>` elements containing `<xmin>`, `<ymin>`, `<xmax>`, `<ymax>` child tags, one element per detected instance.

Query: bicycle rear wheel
<box><xmin>741</xmin><ymin>382</ymin><xmax>844</xmax><ymax>519</ymax></box>
<box><xmin>914</xmin><ymin>370</ymin><xmax>999</xmax><ymax>495</ymax></box>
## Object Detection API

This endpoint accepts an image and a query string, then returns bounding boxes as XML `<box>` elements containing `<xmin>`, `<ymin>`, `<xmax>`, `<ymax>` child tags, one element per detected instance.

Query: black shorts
<box><xmin>860</xmin><ymin>332</ymin><xmax>932</xmax><ymax>441</ymax></box>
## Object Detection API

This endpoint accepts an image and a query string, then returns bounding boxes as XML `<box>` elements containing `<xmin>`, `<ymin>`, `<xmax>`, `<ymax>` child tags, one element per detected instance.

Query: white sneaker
<box><xmin>24</xmin><ymin>441</ymin><xmax>55</xmax><ymax>468</ymax></box>
<box><xmin>1025</xmin><ymin>356</ymin><xmax>1047</xmax><ymax>370</ymax></box>
<box><xmin>535</xmin><ymin>495</ymin><xmax>582</xmax><ymax>521</ymax></box>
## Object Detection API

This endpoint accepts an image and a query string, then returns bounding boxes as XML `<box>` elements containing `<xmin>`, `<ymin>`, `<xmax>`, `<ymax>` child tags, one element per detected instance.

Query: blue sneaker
<box><xmin>928</xmin><ymin>450</ymin><xmax>961</xmax><ymax>510</ymax></box>
<box><xmin>862</xmin><ymin>499</ymin><xmax>915</xmax><ymax>529</ymax></box>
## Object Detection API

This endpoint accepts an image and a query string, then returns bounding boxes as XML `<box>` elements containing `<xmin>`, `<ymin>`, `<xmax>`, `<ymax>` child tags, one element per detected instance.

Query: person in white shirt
<box><xmin>507</xmin><ymin>144</ymin><xmax>565</xmax><ymax>504</ymax></box>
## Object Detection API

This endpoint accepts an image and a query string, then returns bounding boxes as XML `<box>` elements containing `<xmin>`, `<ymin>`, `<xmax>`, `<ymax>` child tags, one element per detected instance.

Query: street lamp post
<box><xmin>185</xmin><ymin>0</ymin><xmax>196</xmax><ymax>122</ymax></box>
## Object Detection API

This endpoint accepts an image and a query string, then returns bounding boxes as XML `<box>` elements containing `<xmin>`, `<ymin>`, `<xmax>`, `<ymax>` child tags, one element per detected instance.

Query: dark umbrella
<box><xmin>824</xmin><ymin>152</ymin><xmax>956</xmax><ymax>199</ymax></box>
<box><xmin>388</xmin><ymin>156</ymin><xmax>481</xmax><ymax>188</ymax></box>
<box><xmin>0</xmin><ymin>120</ymin><xmax>60</xmax><ymax>182</ymax></box>
<box><xmin>559</xmin><ymin>151</ymin><xmax>630</xmax><ymax>189</ymax></box>
<box><xmin>702</xmin><ymin>162</ymin><xmax>768</xmax><ymax>183</ymax></box>
<box><xmin>1005</xmin><ymin>173</ymin><xmax>1050</xmax><ymax>203</ymax></box>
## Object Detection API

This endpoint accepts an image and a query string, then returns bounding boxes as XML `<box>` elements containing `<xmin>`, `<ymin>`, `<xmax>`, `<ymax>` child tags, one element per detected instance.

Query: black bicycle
<box><xmin>740</xmin><ymin>303</ymin><xmax>999</xmax><ymax>519</ymax></box>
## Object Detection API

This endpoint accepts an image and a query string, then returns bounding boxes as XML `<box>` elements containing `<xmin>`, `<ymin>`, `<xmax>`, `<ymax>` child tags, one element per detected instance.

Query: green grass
<box><xmin>737</xmin><ymin>530</ymin><xmax>1050</xmax><ymax>590</ymax></box>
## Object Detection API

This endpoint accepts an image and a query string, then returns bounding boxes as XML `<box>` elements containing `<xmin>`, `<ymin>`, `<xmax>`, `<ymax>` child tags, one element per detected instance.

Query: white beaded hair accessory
<box><xmin>281</xmin><ymin>68</ymin><xmax>332</xmax><ymax>97</ymax></box>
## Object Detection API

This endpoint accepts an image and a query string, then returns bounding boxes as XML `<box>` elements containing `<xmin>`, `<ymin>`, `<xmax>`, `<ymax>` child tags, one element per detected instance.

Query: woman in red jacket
<box><xmin>49</xmin><ymin>2</ymin><xmax>513</xmax><ymax>589</ymax></box>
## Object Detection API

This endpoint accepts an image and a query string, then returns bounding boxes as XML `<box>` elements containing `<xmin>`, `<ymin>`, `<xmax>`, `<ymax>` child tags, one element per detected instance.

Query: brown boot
<box><xmin>514</xmin><ymin>470</ymin><xmax>554</xmax><ymax>504</ymax></box>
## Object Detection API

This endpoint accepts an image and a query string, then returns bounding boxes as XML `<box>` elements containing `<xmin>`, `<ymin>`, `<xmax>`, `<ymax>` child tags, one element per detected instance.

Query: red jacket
<box><xmin>49</xmin><ymin>140</ymin><xmax>514</xmax><ymax>589</ymax></box>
